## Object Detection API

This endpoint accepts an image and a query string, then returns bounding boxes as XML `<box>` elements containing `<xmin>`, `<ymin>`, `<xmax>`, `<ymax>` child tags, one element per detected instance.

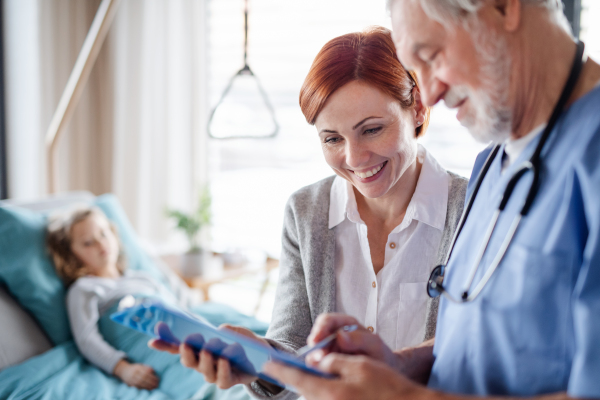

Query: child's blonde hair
<box><xmin>46</xmin><ymin>207</ymin><xmax>127</xmax><ymax>286</ymax></box>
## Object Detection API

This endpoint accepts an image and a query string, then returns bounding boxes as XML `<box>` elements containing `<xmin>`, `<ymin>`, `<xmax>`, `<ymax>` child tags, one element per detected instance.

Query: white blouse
<box><xmin>330</xmin><ymin>145</ymin><xmax>449</xmax><ymax>350</ymax></box>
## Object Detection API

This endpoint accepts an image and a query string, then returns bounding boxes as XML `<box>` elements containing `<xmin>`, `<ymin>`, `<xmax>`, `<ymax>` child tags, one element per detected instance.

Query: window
<box><xmin>207</xmin><ymin>0</ymin><xmax>484</xmax><ymax>257</ymax></box>
<box><xmin>208</xmin><ymin>0</ymin><xmax>594</xmax><ymax>258</ymax></box>
<box><xmin>580</xmin><ymin>0</ymin><xmax>600</xmax><ymax>62</ymax></box>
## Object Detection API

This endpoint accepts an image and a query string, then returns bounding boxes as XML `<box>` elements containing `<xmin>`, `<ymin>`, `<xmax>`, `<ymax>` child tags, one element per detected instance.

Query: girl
<box><xmin>47</xmin><ymin>206</ymin><xmax>266</xmax><ymax>398</ymax></box>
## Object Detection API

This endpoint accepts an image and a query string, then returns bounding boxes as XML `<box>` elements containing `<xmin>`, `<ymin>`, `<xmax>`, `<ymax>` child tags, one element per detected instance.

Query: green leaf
<box><xmin>165</xmin><ymin>185</ymin><xmax>212</xmax><ymax>251</ymax></box>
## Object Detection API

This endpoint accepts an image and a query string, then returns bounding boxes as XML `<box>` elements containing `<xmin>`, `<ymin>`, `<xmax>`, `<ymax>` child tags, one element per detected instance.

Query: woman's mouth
<box><xmin>351</xmin><ymin>161</ymin><xmax>387</xmax><ymax>181</ymax></box>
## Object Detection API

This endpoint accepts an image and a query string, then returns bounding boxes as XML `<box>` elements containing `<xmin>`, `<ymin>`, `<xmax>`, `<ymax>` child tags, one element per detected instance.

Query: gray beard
<box><xmin>465</xmin><ymin>23</ymin><xmax>513</xmax><ymax>144</ymax></box>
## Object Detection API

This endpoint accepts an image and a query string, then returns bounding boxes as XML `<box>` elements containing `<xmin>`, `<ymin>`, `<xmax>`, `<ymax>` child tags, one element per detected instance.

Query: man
<box><xmin>264</xmin><ymin>0</ymin><xmax>600</xmax><ymax>398</ymax></box>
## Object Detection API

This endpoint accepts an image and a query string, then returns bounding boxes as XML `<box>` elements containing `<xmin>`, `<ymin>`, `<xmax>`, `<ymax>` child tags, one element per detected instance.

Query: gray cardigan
<box><xmin>248</xmin><ymin>172</ymin><xmax>467</xmax><ymax>399</ymax></box>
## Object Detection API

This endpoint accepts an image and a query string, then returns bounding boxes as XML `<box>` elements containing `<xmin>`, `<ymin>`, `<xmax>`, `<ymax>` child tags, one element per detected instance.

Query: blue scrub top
<box><xmin>429</xmin><ymin>84</ymin><xmax>600</xmax><ymax>398</ymax></box>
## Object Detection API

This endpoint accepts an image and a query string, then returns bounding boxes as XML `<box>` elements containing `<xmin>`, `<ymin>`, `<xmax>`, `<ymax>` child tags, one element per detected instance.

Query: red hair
<box><xmin>299</xmin><ymin>26</ymin><xmax>430</xmax><ymax>136</ymax></box>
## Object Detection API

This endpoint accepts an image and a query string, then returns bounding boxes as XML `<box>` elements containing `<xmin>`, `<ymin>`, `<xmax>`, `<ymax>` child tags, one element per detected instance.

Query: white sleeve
<box><xmin>66</xmin><ymin>286</ymin><xmax>127</xmax><ymax>374</ymax></box>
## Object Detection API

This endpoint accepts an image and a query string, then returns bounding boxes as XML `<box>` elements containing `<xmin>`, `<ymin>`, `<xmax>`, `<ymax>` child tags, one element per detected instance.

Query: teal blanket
<box><xmin>0</xmin><ymin>303</ymin><xmax>268</xmax><ymax>400</ymax></box>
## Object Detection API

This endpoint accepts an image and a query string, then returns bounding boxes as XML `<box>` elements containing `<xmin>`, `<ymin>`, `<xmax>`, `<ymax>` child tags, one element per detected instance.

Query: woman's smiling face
<box><xmin>315</xmin><ymin>80</ymin><xmax>420</xmax><ymax>199</ymax></box>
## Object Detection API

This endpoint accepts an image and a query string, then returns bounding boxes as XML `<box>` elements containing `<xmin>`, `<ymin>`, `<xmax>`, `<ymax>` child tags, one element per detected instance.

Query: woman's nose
<box><xmin>345</xmin><ymin>140</ymin><xmax>370</xmax><ymax>169</ymax></box>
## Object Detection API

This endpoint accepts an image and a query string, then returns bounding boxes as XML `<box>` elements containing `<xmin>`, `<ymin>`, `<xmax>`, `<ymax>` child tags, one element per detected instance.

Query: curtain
<box><xmin>3</xmin><ymin>0</ymin><xmax>209</xmax><ymax>245</ymax></box>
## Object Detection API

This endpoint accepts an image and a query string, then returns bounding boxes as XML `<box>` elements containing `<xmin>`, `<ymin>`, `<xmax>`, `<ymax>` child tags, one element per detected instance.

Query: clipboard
<box><xmin>110</xmin><ymin>298</ymin><xmax>334</xmax><ymax>390</ymax></box>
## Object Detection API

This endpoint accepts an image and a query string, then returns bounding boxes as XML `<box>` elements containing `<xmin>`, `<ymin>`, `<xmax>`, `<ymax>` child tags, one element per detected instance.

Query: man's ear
<box><xmin>493</xmin><ymin>0</ymin><xmax>521</xmax><ymax>32</ymax></box>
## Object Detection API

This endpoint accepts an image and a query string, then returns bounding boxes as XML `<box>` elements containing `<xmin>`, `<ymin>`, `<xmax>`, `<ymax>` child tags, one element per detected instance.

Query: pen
<box><xmin>296</xmin><ymin>324</ymin><xmax>359</xmax><ymax>358</ymax></box>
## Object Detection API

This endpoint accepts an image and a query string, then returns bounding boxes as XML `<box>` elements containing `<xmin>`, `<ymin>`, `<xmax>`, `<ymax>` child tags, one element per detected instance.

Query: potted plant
<box><xmin>166</xmin><ymin>187</ymin><xmax>212</xmax><ymax>277</ymax></box>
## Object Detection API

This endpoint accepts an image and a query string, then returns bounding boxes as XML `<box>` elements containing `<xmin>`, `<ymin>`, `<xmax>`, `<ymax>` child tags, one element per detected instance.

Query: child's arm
<box><xmin>113</xmin><ymin>359</ymin><xmax>159</xmax><ymax>390</ymax></box>
<box><xmin>67</xmin><ymin>286</ymin><xmax>127</xmax><ymax>373</ymax></box>
<box><xmin>66</xmin><ymin>285</ymin><xmax>159</xmax><ymax>389</ymax></box>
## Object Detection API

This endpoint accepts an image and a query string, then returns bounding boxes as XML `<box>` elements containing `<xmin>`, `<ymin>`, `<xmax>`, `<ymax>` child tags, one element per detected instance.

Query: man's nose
<box><xmin>419</xmin><ymin>73</ymin><xmax>447</xmax><ymax>107</ymax></box>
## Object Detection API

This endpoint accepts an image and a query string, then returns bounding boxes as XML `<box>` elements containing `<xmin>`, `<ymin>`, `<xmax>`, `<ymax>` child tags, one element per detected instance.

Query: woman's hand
<box><xmin>182</xmin><ymin>325</ymin><xmax>270</xmax><ymax>389</ymax></box>
<box><xmin>305</xmin><ymin>313</ymin><xmax>400</xmax><ymax>372</ymax></box>
<box><xmin>149</xmin><ymin>324</ymin><xmax>269</xmax><ymax>389</ymax></box>
<box><xmin>113</xmin><ymin>359</ymin><xmax>160</xmax><ymax>390</ymax></box>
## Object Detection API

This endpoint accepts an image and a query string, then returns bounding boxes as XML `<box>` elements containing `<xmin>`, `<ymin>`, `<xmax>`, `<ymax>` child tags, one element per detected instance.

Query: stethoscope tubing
<box><xmin>428</xmin><ymin>41</ymin><xmax>587</xmax><ymax>303</ymax></box>
<box><xmin>460</xmin><ymin>209</ymin><xmax>500</xmax><ymax>297</ymax></box>
<box><xmin>465</xmin><ymin>215</ymin><xmax>522</xmax><ymax>302</ymax></box>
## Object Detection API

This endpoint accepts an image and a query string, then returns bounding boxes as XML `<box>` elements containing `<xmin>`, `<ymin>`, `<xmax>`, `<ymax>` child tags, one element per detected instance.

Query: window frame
<box><xmin>563</xmin><ymin>0</ymin><xmax>582</xmax><ymax>38</ymax></box>
<box><xmin>0</xmin><ymin>0</ymin><xmax>8</xmax><ymax>200</ymax></box>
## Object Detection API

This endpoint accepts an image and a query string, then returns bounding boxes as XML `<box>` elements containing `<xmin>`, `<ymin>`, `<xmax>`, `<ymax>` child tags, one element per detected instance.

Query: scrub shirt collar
<box><xmin>502</xmin><ymin>123</ymin><xmax>546</xmax><ymax>173</ymax></box>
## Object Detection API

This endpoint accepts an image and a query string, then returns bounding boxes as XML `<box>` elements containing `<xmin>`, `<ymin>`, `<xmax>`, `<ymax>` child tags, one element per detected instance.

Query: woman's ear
<box><xmin>412</xmin><ymin>86</ymin><xmax>426</xmax><ymax>128</ymax></box>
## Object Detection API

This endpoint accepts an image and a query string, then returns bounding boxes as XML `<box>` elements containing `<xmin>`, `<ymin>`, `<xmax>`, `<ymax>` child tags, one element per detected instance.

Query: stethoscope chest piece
<box><xmin>427</xmin><ymin>264</ymin><xmax>445</xmax><ymax>298</ymax></box>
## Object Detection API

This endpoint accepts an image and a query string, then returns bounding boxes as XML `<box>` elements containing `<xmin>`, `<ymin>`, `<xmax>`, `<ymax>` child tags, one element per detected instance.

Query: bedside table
<box><xmin>159</xmin><ymin>252</ymin><xmax>278</xmax><ymax>308</ymax></box>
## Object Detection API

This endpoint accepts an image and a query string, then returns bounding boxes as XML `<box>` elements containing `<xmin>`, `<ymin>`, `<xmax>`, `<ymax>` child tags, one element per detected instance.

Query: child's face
<box><xmin>70</xmin><ymin>214</ymin><xmax>120</xmax><ymax>277</ymax></box>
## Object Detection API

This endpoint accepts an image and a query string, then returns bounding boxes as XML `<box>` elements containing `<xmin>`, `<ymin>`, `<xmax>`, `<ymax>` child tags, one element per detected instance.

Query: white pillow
<box><xmin>0</xmin><ymin>286</ymin><xmax>52</xmax><ymax>370</ymax></box>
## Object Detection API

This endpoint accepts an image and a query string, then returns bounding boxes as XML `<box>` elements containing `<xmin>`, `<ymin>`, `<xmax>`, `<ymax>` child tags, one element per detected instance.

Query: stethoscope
<box><xmin>427</xmin><ymin>41</ymin><xmax>586</xmax><ymax>303</ymax></box>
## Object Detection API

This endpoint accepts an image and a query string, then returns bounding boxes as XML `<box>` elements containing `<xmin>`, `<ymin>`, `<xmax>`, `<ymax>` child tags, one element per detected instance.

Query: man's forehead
<box><xmin>390</xmin><ymin>1</ymin><xmax>446</xmax><ymax>61</ymax></box>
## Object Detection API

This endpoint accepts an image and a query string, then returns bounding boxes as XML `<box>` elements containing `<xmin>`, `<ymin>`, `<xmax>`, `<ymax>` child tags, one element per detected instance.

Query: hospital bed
<box><xmin>0</xmin><ymin>1</ymin><xmax>270</xmax><ymax>396</ymax></box>
<box><xmin>0</xmin><ymin>192</ymin><xmax>266</xmax><ymax>400</ymax></box>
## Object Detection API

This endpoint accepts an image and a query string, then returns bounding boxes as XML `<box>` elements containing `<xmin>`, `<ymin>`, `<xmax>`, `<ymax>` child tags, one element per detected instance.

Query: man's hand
<box><xmin>264</xmin><ymin>353</ymin><xmax>425</xmax><ymax>400</ymax></box>
<box><xmin>393</xmin><ymin>339</ymin><xmax>435</xmax><ymax>384</ymax></box>
<box><xmin>113</xmin><ymin>359</ymin><xmax>160</xmax><ymax>390</ymax></box>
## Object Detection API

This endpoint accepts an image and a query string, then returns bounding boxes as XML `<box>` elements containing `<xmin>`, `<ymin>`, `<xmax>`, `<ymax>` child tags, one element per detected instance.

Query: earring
<box><xmin>417</xmin><ymin>121</ymin><xmax>423</xmax><ymax>126</ymax></box>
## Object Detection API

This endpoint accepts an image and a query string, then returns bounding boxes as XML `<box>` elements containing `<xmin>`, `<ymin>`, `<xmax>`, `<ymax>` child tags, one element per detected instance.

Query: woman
<box><xmin>151</xmin><ymin>26</ymin><xmax>467</xmax><ymax>398</ymax></box>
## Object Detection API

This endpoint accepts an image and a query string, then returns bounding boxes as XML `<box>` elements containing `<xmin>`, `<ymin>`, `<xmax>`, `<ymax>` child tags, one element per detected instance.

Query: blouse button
<box><xmin>367</xmin><ymin>326</ymin><xmax>374</xmax><ymax>333</ymax></box>
<box><xmin>389</xmin><ymin>242</ymin><xmax>396</xmax><ymax>249</ymax></box>
<box><xmin>372</xmin><ymin>281</ymin><xmax>376</xmax><ymax>288</ymax></box>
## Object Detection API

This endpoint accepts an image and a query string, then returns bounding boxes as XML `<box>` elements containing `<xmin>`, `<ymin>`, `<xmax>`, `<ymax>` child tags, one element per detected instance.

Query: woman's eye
<box><xmin>364</xmin><ymin>127</ymin><xmax>382</xmax><ymax>135</ymax></box>
<box><xmin>324</xmin><ymin>136</ymin><xmax>341</xmax><ymax>144</ymax></box>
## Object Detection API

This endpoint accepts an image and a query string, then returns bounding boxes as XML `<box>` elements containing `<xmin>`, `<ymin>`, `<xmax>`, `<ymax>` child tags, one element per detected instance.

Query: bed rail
<box><xmin>45</xmin><ymin>0</ymin><xmax>122</xmax><ymax>194</ymax></box>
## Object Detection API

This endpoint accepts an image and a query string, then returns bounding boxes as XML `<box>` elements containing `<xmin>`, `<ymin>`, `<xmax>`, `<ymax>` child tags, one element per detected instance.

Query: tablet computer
<box><xmin>110</xmin><ymin>298</ymin><xmax>333</xmax><ymax>390</ymax></box>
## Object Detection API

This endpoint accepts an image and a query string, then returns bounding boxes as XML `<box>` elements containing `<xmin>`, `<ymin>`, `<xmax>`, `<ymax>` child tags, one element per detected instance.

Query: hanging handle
<box><xmin>207</xmin><ymin>0</ymin><xmax>279</xmax><ymax>139</ymax></box>
<box><xmin>243</xmin><ymin>0</ymin><xmax>248</xmax><ymax>68</ymax></box>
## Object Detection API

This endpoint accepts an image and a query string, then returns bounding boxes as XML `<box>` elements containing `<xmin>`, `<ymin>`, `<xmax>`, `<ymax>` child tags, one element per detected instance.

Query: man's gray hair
<box><xmin>389</xmin><ymin>0</ymin><xmax>571</xmax><ymax>34</ymax></box>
